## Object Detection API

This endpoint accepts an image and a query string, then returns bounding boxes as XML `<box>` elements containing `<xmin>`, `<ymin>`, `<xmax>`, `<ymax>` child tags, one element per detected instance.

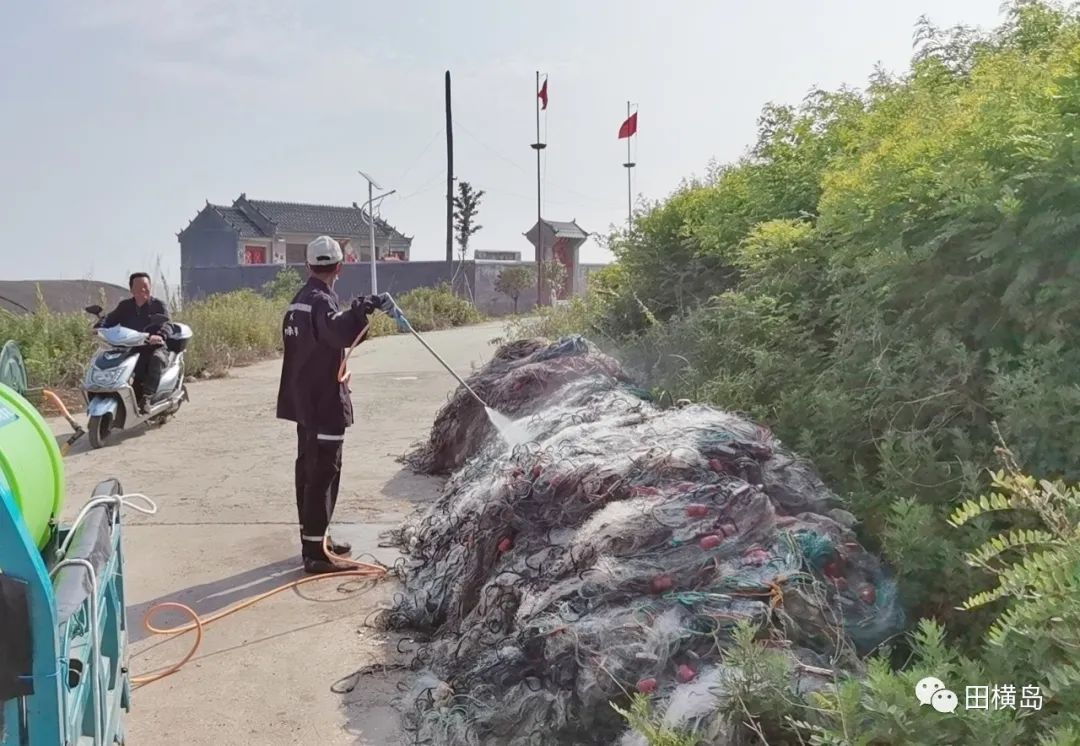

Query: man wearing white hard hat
<box><xmin>275</xmin><ymin>236</ymin><xmax>393</xmax><ymax>573</ymax></box>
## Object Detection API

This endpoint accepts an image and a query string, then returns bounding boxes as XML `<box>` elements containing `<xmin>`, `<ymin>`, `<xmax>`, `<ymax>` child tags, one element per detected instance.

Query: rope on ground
<box><xmin>132</xmin><ymin>538</ymin><xmax>387</xmax><ymax>689</ymax></box>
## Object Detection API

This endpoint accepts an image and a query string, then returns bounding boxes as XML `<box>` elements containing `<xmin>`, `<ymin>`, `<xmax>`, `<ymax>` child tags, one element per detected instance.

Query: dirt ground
<box><xmin>51</xmin><ymin>320</ymin><xmax>507</xmax><ymax>745</ymax></box>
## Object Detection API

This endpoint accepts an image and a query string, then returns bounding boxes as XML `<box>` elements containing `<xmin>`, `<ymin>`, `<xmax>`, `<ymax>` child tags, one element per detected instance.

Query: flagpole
<box><xmin>531</xmin><ymin>71</ymin><xmax>547</xmax><ymax>306</ymax></box>
<box><xmin>623</xmin><ymin>101</ymin><xmax>635</xmax><ymax>232</ymax></box>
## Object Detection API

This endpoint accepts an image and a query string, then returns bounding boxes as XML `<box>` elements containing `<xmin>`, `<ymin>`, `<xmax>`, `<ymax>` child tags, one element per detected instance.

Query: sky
<box><xmin>0</xmin><ymin>0</ymin><xmax>1004</xmax><ymax>288</ymax></box>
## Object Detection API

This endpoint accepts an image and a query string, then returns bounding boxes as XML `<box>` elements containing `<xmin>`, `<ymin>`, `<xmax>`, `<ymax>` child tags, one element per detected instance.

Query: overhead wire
<box><xmin>451</xmin><ymin>117</ymin><xmax>623</xmax><ymax>211</ymax></box>
<box><xmin>395</xmin><ymin>127</ymin><xmax>446</xmax><ymax>186</ymax></box>
<box><xmin>397</xmin><ymin>169</ymin><xmax>448</xmax><ymax>201</ymax></box>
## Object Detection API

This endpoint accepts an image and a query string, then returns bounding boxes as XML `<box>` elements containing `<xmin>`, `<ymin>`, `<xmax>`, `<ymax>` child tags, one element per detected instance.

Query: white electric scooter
<box><xmin>81</xmin><ymin>304</ymin><xmax>193</xmax><ymax>449</ymax></box>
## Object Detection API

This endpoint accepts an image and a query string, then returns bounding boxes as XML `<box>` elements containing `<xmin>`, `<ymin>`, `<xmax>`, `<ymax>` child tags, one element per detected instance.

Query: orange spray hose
<box><xmin>131</xmin><ymin>539</ymin><xmax>387</xmax><ymax>688</ymax></box>
<box><xmin>42</xmin><ymin>388</ymin><xmax>79</xmax><ymax>427</ymax></box>
<box><xmin>337</xmin><ymin>321</ymin><xmax>371</xmax><ymax>384</ymax></box>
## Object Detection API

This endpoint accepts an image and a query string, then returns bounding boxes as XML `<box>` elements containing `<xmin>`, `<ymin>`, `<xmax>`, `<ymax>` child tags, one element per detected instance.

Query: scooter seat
<box><xmin>53</xmin><ymin>503</ymin><xmax>115</xmax><ymax>625</ymax></box>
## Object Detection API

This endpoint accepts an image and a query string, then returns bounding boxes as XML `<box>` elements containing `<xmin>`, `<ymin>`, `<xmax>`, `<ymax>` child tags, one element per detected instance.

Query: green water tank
<box><xmin>0</xmin><ymin>382</ymin><xmax>64</xmax><ymax>548</ymax></box>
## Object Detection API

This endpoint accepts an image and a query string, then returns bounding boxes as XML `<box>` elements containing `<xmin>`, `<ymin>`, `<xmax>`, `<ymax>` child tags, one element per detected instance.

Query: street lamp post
<box><xmin>357</xmin><ymin>169</ymin><xmax>395</xmax><ymax>294</ymax></box>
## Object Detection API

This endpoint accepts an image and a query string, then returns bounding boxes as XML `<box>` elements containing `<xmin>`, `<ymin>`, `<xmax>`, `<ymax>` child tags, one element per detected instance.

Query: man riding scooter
<box><xmin>100</xmin><ymin>272</ymin><xmax>170</xmax><ymax>414</ymax></box>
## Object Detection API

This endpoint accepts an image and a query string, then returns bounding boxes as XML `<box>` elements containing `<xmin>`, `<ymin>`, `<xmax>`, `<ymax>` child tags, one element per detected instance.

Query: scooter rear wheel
<box><xmin>88</xmin><ymin>413</ymin><xmax>113</xmax><ymax>449</ymax></box>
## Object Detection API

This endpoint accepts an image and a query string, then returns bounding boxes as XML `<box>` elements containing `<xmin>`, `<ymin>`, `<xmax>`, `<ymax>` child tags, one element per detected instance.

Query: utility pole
<box><xmin>357</xmin><ymin>170</ymin><xmax>394</xmax><ymax>294</ymax></box>
<box><xmin>531</xmin><ymin>71</ymin><xmax>547</xmax><ymax>306</ymax></box>
<box><xmin>367</xmin><ymin>178</ymin><xmax>378</xmax><ymax>294</ymax></box>
<box><xmin>445</xmin><ymin>71</ymin><xmax>455</xmax><ymax>272</ymax></box>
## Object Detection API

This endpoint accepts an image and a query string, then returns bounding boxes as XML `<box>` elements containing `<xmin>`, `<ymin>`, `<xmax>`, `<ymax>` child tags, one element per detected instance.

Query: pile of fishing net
<box><xmin>402</xmin><ymin>337</ymin><xmax>632</xmax><ymax>475</ymax></box>
<box><xmin>384</xmin><ymin>337</ymin><xmax>905</xmax><ymax>746</ymax></box>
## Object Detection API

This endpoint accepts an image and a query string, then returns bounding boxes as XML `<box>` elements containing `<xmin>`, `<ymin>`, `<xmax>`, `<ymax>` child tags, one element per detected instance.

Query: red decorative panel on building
<box><xmin>553</xmin><ymin>238</ymin><xmax>571</xmax><ymax>266</ymax></box>
<box><xmin>244</xmin><ymin>245</ymin><xmax>266</xmax><ymax>265</ymax></box>
<box><xmin>552</xmin><ymin>238</ymin><xmax>572</xmax><ymax>296</ymax></box>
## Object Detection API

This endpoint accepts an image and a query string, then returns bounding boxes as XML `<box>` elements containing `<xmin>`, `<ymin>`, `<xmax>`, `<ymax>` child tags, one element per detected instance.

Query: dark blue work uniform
<box><xmin>276</xmin><ymin>277</ymin><xmax>371</xmax><ymax>561</ymax></box>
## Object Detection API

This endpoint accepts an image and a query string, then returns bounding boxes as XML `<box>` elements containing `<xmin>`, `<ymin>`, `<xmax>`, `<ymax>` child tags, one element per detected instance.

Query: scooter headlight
<box><xmin>86</xmin><ymin>367</ymin><xmax>128</xmax><ymax>388</ymax></box>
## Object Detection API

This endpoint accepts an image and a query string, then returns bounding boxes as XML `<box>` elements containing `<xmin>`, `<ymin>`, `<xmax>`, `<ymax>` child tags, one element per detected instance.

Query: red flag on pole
<box><xmin>538</xmin><ymin>78</ymin><xmax>548</xmax><ymax>110</ymax></box>
<box><xmin>618</xmin><ymin>112</ymin><xmax>638</xmax><ymax>139</ymax></box>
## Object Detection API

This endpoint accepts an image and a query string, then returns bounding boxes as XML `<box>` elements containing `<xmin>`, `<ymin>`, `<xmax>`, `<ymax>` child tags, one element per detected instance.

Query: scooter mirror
<box><xmin>85</xmin><ymin>305</ymin><xmax>103</xmax><ymax>316</ymax></box>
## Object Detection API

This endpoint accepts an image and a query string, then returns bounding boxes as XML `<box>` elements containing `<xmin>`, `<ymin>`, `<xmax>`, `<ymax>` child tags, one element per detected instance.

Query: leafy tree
<box><xmin>453</xmin><ymin>181</ymin><xmax>485</xmax><ymax>262</ymax></box>
<box><xmin>261</xmin><ymin>267</ymin><xmax>303</xmax><ymax>304</ymax></box>
<box><xmin>495</xmin><ymin>265</ymin><xmax>535</xmax><ymax>313</ymax></box>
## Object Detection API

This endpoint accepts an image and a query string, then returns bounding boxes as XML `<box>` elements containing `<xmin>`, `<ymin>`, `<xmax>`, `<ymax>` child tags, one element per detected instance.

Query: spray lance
<box><xmin>338</xmin><ymin>293</ymin><xmax>490</xmax><ymax>410</ymax></box>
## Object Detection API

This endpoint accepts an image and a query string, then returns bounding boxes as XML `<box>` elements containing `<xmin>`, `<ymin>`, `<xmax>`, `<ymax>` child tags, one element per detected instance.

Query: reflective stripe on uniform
<box><xmin>301</xmin><ymin>534</ymin><xmax>325</xmax><ymax>542</ymax></box>
<box><xmin>287</xmin><ymin>303</ymin><xmax>312</xmax><ymax>313</ymax></box>
<box><xmin>316</xmin><ymin>433</ymin><xmax>345</xmax><ymax>441</ymax></box>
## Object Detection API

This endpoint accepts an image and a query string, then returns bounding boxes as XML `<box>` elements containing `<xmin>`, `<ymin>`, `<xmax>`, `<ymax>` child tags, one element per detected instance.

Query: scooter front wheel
<box><xmin>88</xmin><ymin>413</ymin><xmax>113</xmax><ymax>449</ymax></box>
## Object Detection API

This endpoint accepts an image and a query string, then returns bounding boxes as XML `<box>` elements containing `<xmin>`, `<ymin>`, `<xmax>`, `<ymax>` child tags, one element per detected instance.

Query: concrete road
<box><xmin>53</xmin><ymin>321</ymin><xmax>506</xmax><ymax>745</ymax></box>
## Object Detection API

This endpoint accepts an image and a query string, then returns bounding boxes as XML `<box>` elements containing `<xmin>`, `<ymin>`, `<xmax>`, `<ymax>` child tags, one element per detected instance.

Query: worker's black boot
<box><xmin>303</xmin><ymin>556</ymin><xmax>351</xmax><ymax>574</ymax></box>
<box><xmin>327</xmin><ymin>536</ymin><xmax>352</xmax><ymax>556</ymax></box>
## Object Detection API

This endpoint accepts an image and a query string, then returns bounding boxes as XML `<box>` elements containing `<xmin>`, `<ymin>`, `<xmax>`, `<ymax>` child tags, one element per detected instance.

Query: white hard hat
<box><xmin>306</xmin><ymin>235</ymin><xmax>343</xmax><ymax>266</ymax></box>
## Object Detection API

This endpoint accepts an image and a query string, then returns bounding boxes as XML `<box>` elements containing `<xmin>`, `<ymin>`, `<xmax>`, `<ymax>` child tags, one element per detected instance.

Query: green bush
<box><xmin>392</xmin><ymin>282</ymin><xmax>485</xmax><ymax>332</ymax></box>
<box><xmin>261</xmin><ymin>266</ymin><xmax>304</xmax><ymax>304</ymax></box>
<box><xmin>788</xmin><ymin>459</ymin><xmax>1080</xmax><ymax>745</ymax></box>
<box><xmin>175</xmin><ymin>289</ymin><xmax>283</xmax><ymax>377</ymax></box>
<box><xmin>504</xmin><ymin>295</ymin><xmax>606</xmax><ymax>342</ymax></box>
<box><xmin>0</xmin><ymin>305</ymin><xmax>98</xmax><ymax>390</ymax></box>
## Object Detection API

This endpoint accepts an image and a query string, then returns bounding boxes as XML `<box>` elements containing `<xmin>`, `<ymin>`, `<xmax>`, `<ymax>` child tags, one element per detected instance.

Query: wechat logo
<box><xmin>916</xmin><ymin>677</ymin><xmax>959</xmax><ymax>713</ymax></box>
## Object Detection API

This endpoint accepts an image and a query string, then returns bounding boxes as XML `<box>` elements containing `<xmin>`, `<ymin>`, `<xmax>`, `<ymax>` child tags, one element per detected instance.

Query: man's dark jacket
<box><xmin>276</xmin><ymin>277</ymin><xmax>368</xmax><ymax>434</ymax></box>
<box><xmin>101</xmin><ymin>297</ymin><xmax>170</xmax><ymax>333</ymax></box>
